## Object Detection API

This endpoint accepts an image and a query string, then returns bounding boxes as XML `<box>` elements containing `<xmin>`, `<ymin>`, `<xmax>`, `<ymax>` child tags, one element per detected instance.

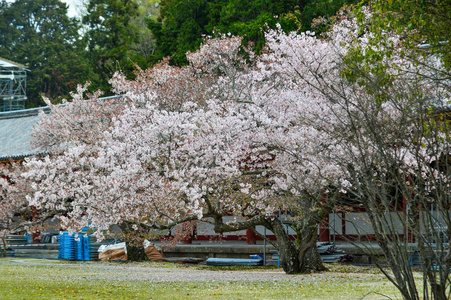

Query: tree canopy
<box><xmin>370</xmin><ymin>0</ymin><xmax>451</xmax><ymax>69</ymax></box>
<box><xmin>0</xmin><ymin>0</ymin><xmax>91</xmax><ymax>107</ymax></box>
<box><xmin>82</xmin><ymin>0</ymin><xmax>142</xmax><ymax>93</ymax></box>
<box><xmin>8</xmin><ymin>8</ymin><xmax>448</xmax><ymax>280</ymax></box>
<box><xmin>147</xmin><ymin>0</ymin><xmax>361</xmax><ymax>65</ymax></box>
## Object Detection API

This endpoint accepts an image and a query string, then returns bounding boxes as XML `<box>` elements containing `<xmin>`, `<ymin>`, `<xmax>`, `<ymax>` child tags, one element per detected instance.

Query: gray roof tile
<box><xmin>0</xmin><ymin>96</ymin><xmax>122</xmax><ymax>161</ymax></box>
<box><xmin>0</xmin><ymin>108</ymin><xmax>49</xmax><ymax>160</ymax></box>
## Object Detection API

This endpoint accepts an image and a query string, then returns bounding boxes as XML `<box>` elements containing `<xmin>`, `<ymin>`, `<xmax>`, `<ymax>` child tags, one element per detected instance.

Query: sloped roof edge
<box><xmin>0</xmin><ymin>95</ymin><xmax>124</xmax><ymax>161</ymax></box>
<box><xmin>0</xmin><ymin>95</ymin><xmax>124</xmax><ymax>120</ymax></box>
<box><xmin>0</xmin><ymin>106</ymin><xmax>51</xmax><ymax>120</ymax></box>
<box><xmin>0</xmin><ymin>57</ymin><xmax>28</xmax><ymax>70</ymax></box>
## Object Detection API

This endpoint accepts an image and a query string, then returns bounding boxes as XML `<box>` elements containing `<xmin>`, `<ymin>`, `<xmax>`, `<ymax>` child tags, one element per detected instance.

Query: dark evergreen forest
<box><xmin>1</xmin><ymin>0</ymin><xmax>448</xmax><ymax>107</ymax></box>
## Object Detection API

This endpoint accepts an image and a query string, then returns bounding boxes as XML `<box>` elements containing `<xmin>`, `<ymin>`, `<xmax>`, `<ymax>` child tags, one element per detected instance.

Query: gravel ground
<box><xmin>0</xmin><ymin>258</ymin><xmax>405</xmax><ymax>299</ymax></box>
<box><xmin>3</xmin><ymin>259</ymin><xmax>387</xmax><ymax>283</ymax></box>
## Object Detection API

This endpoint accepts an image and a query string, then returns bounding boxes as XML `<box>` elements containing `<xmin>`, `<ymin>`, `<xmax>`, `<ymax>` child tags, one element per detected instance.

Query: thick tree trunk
<box><xmin>278</xmin><ymin>236</ymin><xmax>300</xmax><ymax>273</ymax></box>
<box><xmin>298</xmin><ymin>226</ymin><xmax>327</xmax><ymax>273</ymax></box>
<box><xmin>212</xmin><ymin>214</ymin><xmax>328</xmax><ymax>274</ymax></box>
<box><xmin>1</xmin><ymin>233</ymin><xmax>7</xmax><ymax>258</ymax></box>
<box><xmin>299</xmin><ymin>239</ymin><xmax>327</xmax><ymax>273</ymax></box>
<box><xmin>119</xmin><ymin>223</ymin><xmax>147</xmax><ymax>261</ymax></box>
<box><xmin>271</xmin><ymin>218</ymin><xmax>327</xmax><ymax>274</ymax></box>
<box><xmin>126</xmin><ymin>244</ymin><xmax>147</xmax><ymax>261</ymax></box>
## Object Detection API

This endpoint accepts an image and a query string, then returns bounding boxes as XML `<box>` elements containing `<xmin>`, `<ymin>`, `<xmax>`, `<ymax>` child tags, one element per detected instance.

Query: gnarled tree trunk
<box><xmin>119</xmin><ymin>223</ymin><xmax>147</xmax><ymax>261</ymax></box>
<box><xmin>270</xmin><ymin>218</ymin><xmax>327</xmax><ymax>274</ymax></box>
<box><xmin>298</xmin><ymin>227</ymin><xmax>327</xmax><ymax>273</ymax></box>
<box><xmin>213</xmin><ymin>214</ymin><xmax>328</xmax><ymax>274</ymax></box>
<box><xmin>126</xmin><ymin>243</ymin><xmax>147</xmax><ymax>261</ymax></box>
<box><xmin>1</xmin><ymin>232</ymin><xmax>7</xmax><ymax>258</ymax></box>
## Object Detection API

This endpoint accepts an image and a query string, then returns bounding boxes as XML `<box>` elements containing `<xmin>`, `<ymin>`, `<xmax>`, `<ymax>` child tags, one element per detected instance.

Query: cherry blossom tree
<box><xmin>21</xmin><ymin>6</ymin><xmax>449</xmax><ymax>281</ymax></box>
<box><xmin>0</xmin><ymin>162</ymin><xmax>47</xmax><ymax>256</ymax></box>
<box><xmin>19</xmin><ymin>31</ymin><xmax>347</xmax><ymax>272</ymax></box>
<box><xmin>259</xmin><ymin>6</ymin><xmax>451</xmax><ymax>298</ymax></box>
<box><xmin>0</xmin><ymin>167</ymin><xmax>21</xmax><ymax>256</ymax></box>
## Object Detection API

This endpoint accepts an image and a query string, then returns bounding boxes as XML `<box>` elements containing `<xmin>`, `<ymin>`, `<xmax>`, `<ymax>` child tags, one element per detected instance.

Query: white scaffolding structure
<box><xmin>0</xmin><ymin>57</ymin><xmax>28</xmax><ymax>111</ymax></box>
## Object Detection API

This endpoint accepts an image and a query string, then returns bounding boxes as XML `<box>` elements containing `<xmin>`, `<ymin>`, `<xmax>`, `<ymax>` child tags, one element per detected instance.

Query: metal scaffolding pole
<box><xmin>0</xmin><ymin>57</ymin><xmax>28</xmax><ymax>111</ymax></box>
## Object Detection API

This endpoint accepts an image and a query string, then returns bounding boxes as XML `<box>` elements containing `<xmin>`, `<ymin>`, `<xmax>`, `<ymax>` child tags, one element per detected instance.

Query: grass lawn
<box><xmin>0</xmin><ymin>258</ymin><xmax>415</xmax><ymax>299</ymax></box>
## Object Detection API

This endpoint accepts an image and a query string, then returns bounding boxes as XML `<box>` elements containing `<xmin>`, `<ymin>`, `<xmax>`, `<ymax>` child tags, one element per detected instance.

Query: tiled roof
<box><xmin>0</xmin><ymin>95</ymin><xmax>123</xmax><ymax>162</ymax></box>
<box><xmin>0</xmin><ymin>107</ymin><xmax>50</xmax><ymax>161</ymax></box>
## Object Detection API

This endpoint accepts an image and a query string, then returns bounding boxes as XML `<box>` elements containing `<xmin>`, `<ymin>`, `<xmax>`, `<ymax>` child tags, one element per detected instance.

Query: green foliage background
<box><xmin>369</xmin><ymin>0</ymin><xmax>451</xmax><ymax>70</ymax></box>
<box><xmin>0</xmin><ymin>0</ymin><xmax>91</xmax><ymax>107</ymax></box>
<box><xmin>148</xmin><ymin>0</ymin><xmax>361</xmax><ymax>65</ymax></box>
<box><xmin>1</xmin><ymin>0</ymin><xmax>447</xmax><ymax>107</ymax></box>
